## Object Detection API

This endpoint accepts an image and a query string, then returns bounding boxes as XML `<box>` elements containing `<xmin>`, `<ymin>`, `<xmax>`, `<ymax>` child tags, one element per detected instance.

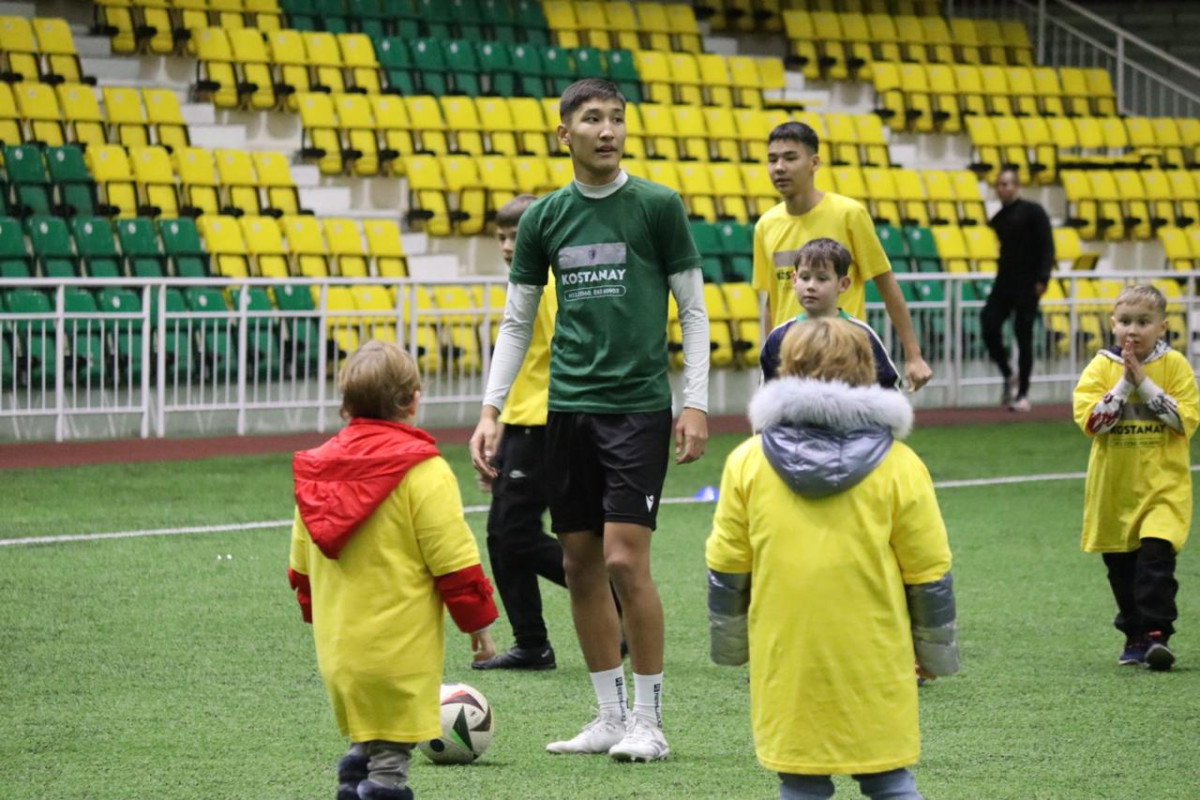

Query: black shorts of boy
<box><xmin>544</xmin><ymin>409</ymin><xmax>674</xmax><ymax>534</ymax></box>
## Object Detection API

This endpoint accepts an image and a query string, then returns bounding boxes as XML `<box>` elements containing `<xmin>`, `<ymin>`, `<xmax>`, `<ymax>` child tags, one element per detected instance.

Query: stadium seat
<box><xmin>129</xmin><ymin>145</ymin><xmax>181</xmax><ymax>218</ymax></box>
<box><xmin>71</xmin><ymin>216</ymin><xmax>124</xmax><ymax>278</ymax></box>
<box><xmin>197</xmin><ymin>215</ymin><xmax>251</xmax><ymax>278</ymax></box>
<box><xmin>26</xmin><ymin>214</ymin><xmax>78</xmax><ymax>278</ymax></box>
<box><xmin>239</xmin><ymin>215</ymin><xmax>291</xmax><ymax>278</ymax></box>
<box><xmin>719</xmin><ymin>281</ymin><xmax>760</xmax><ymax>367</ymax></box>
<box><xmin>57</xmin><ymin>84</ymin><xmax>107</xmax><ymax>151</ymax></box>
<box><xmin>62</xmin><ymin>287</ymin><xmax>105</xmax><ymax>385</ymax></box>
<box><xmin>281</xmin><ymin>214</ymin><xmax>331</xmax><ymax>277</ymax></box>
<box><xmin>159</xmin><ymin>217</ymin><xmax>211</xmax><ymax>277</ymax></box>
<box><xmin>5</xmin><ymin>287</ymin><xmax>56</xmax><ymax>384</ymax></box>
<box><xmin>116</xmin><ymin>217</ymin><xmax>168</xmax><ymax>277</ymax></box>
<box><xmin>102</xmin><ymin>86</ymin><xmax>151</xmax><ymax>148</ymax></box>
<box><xmin>85</xmin><ymin>144</ymin><xmax>138</xmax><ymax>218</ymax></box>
<box><xmin>362</xmin><ymin>218</ymin><xmax>407</xmax><ymax>277</ymax></box>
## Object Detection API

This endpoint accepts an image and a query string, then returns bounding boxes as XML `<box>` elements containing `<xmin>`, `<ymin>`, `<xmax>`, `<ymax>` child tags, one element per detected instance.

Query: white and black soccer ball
<box><xmin>417</xmin><ymin>682</ymin><xmax>495</xmax><ymax>764</ymax></box>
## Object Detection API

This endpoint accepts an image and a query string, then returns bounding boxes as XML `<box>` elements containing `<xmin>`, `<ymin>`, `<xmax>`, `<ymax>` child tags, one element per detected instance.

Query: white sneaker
<box><xmin>545</xmin><ymin>711</ymin><xmax>626</xmax><ymax>755</ymax></box>
<box><xmin>609</xmin><ymin>715</ymin><xmax>670</xmax><ymax>762</ymax></box>
<box><xmin>1010</xmin><ymin>396</ymin><xmax>1032</xmax><ymax>413</ymax></box>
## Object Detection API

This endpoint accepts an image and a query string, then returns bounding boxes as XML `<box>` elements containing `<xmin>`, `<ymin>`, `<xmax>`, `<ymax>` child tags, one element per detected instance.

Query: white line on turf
<box><xmin>4</xmin><ymin>466</ymin><xmax>1198</xmax><ymax>548</ymax></box>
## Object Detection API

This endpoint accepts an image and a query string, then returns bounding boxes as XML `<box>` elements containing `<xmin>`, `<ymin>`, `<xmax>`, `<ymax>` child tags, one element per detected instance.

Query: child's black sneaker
<box><xmin>472</xmin><ymin>643</ymin><xmax>556</xmax><ymax>671</ymax></box>
<box><xmin>1144</xmin><ymin>631</ymin><xmax>1176</xmax><ymax>672</ymax></box>
<box><xmin>336</xmin><ymin>752</ymin><xmax>368</xmax><ymax>800</ymax></box>
<box><xmin>1118</xmin><ymin>636</ymin><xmax>1148</xmax><ymax>666</ymax></box>
<box><xmin>357</xmin><ymin>779</ymin><xmax>414</xmax><ymax>800</ymax></box>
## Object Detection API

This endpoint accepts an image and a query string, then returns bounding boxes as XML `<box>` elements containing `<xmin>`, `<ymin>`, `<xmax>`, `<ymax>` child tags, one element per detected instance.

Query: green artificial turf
<box><xmin>1</xmin><ymin>421</ymin><xmax>1198</xmax><ymax>799</ymax></box>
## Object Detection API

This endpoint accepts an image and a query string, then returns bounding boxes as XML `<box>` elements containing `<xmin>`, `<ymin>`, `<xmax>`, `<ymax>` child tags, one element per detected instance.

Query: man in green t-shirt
<box><xmin>470</xmin><ymin>78</ymin><xmax>711</xmax><ymax>763</ymax></box>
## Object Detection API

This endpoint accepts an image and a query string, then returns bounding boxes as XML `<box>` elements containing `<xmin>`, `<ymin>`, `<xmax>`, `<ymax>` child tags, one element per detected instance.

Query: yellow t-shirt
<box><xmin>1073</xmin><ymin>349</ymin><xmax>1199</xmax><ymax>554</ymax></box>
<box><xmin>706</xmin><ymin>436</ymin><xmax>951</xmax><ymax>775</ymax></box>
<box><xmin>752</xmin><ymin>193</ymin><xmax>891</xmax><ymax>326</ymax></box>
<box><xmin>289</xmin><ymin>457</ymin><xmax>482</xmax><ymax>742</ymax></box>
<box><xmin>501</xmin><ymin>275</ymin><xmax>557</xmax><ymax>427</ymax></box>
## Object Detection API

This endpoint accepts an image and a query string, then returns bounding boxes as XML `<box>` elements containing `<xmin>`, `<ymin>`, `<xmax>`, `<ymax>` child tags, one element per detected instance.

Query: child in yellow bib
<box><xmin>1073</xmin><ymin>284</ymin><xmax>1200</xmax><ymax>671</ymax></box>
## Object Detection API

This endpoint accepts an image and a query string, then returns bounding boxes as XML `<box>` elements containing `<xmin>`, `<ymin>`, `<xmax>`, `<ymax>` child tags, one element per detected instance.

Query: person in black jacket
<box><xmin>984</xmin><ymin>167</ymin><xmax>1055</xmax><ymax>412</ymax></box>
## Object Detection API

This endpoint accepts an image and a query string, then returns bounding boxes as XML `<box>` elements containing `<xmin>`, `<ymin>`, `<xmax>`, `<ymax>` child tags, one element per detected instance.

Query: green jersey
<box><xmin>510</xmin><ymin>175</ymin><xmax>702</xmax><ymax>413</ymax></box>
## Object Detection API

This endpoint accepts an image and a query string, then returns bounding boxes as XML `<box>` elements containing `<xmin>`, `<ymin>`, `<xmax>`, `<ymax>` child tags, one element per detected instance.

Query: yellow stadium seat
<box><xmin>919</xmin><ymin>15</ymin><xmax>955</xmax><ymax>64</ymax></box>
<box><xmin>280</xmin><ymin>214</ymin><xmax>330</xmax><ymax>277</ymax></box>
<box><xmin>334</xmin><ymin>93</ymin><xmax>381</xmax><ymax>176</ymax></box>
<box><xmin>740</xmin><ymin>163</ymin><xmax>777</xmax><ymax>218</ymax></box>
<box><xmin>1113</xmin><ymin>170</ymin><xmax>1152</xmax><ymax>240</ymax></box>
<box><xmin>949</xmin><ymin>17</ymin><xmax>981</xmax><ymax>64</ymax></box>
<box><xmin>15</xmin><ymin>82</ymin><xmax>65</xmax><ymax>146</ymax></box>
<box><xmin>0</xmin><ymin>83</ymin><xmax>22</xmax><ymax>147</ymax></box>
<box><xmin>891</xmin><ymin>168</ymin><xmax>929</xmax><ymax>227</ymax></box>
<box><xmin>175</xmin><ymin>146</ymin><xmax>221</xmax><ymax>217</ymax></box>
<box><xmin>702</xmin><ymin>283</ymin><xmax>735</xmax><ymax>367</ymax></box>
<box><xmin>129</xmin><ymin>145</ymin><xmax>180</xmax><ymax>218</ymax></box>
<box><xmin>142</xmin><ymin>89</ymin><xmax>190</xmax><ymax>152</ymax></box>
<box><xmin>707</xmin><ymin>162</ymin><xmax>749</xmax><ymax>222</ymax></box>
<box><xmin>439</xmin><ymin>95</ymin><xmax>484</xmax><ymax>156</ymax></box>
<box><xmin>603</xmin><ymin>1</ymin><xmax>641</xmax><ymax>51</ymax></box>
<box><xmin>0</xmin><ymin>16</ymin><xmax>39</xmax><ymax>83</ymax></box>
<box><xmin>404</xmin><ymin>95</ymin><xmax>449</xmax><ymax>155</ymax></box>
<box><xmin>860</xmin><ymin>165</ymin><xmax>899</xmax><ymax>225</ymax></box>
<box><xmin>1018</xmin><ymin>116</ymin><xmax>1057</xmax><ymax>184</ymax></box>
<box><xmin>402</xmin><ymin>155</ymin><xmax>451</xmax><ymax>236</ymax></box>
<box><xmin>266</xmin><ymin>30</ymin><xmax>311</xmax><ymax>112</ymax></box>
<box><xmin>930</xmin><ymin>225</ymin><xmax>969</xmax><ymax>273</ymax></box>
<box><xmin>892</xmin><ymin>15</ymin><xmax>927</xmax><ymax>64</ymax></box>
<box><xmin>962</xmin><ymin>225</ymin><xmax>999</xmax><ymax>272</ymax></box>
<box><xmin>507</xmin><ymin>97</ymin><xmax>551</xmax><ymax>157</ymax></box>
<box><xmin>1157</xmin><ymin>227</ymin><xmax>1196</xmax><ymax>271</ymax></box>
<box><xmin>783</xmin><ymin>9</ymin><xmax>819</xmax><ymax>81</ymax></box>
<box><xmin>362</xmin><ymin>219</ymin><xmax>407</xmax><ymax>278</ymax></box>
<box><xmin>477</xmin><ymin>155</ymin><xmax>518</xmax><ymax>213</ymax></box>
<box><xmin>921</xmin><ymin>169</ymin><xmax>956</xmax><ymax>225</ymax></box>
<box><xmin>324</xmin><ymin>286</ymin><xmax>363</xmax><ymax>355</ymax></box>
<box><xmin>726</xmin><ymin>56</ymin><xmax>764</xmax><ymax>109</ymax></box>
<box><xmin>545</xmin><ymin>157</ymin><xmax>575</xmax><ymax>189</ymax></box>
<box><xmin>633</xmin><ymin>50</ymin><xmax>672</xmax><ymax>106</ymax></box>
<box><xmin>226</xmin><ymin>28</ymin><xmax>276</xmax><ymax>111</ymax></box>
<box><xmin>951</xmin><ymin>65</ymin><xmax>986</xmax><ymax>119</ymax></box>
<box><xmin>246</xmin><ymin>0</ymin><xmax>282</xmax><ymax>32</ymax></box>
<box><xmin>732</xmin><ymin>107</ymin><xmax>769</xmax><ymax>163</ymax></box>
<box><xmin>634</xmin><ymin>2</ymin><xmax>672</xmax><ymax>52</ymax></box>
<box><xmin>870</xmin><ymin>62</ymin><xmax>908</xmax><ymax>132</ymax></box>
<box><xmin>1000</xmin><ymin>19</ymin><xmax>1034</xmax><ymax>66</ymax></box>
<box><xmin>439</xmin><ymin>154</ymin><xmax>488</xmax><ymax>235</ymax></box>
<box><xmin>250</xmin><ymin>151</ymin><xmax>303</xmax><ymax>217</ymax></box>
<box><xmin>431</xmin><ymin>285</ymin><xmax>483</xmax><ymax>373</ymax></box>
<box><xmin>1051</xmin><ymin>226</ymin><xmax>1097</xmax><ymax>272</ymax></box>
<box><xmin>369</xmin><ymin>94</ymin><xmax>413</xmax><ymax>174</ymax></box>
<box><xmin>1085</xmin><ymin>68</ymin><xmax>1118</xmax><ymax>116</ymax></box>
<box><xmin>543</xmin><ymin>0</ymin><xmax>581</xmax><ymax>48</ymax></box>
<box><xmin>473</xmin><ymin>97</ymin><xmax>518</xmax><ymax>157</ymax></box>
<box><xmin>639</xmin><ymin>103</ymin><xmax>679</xmax><ymax>161</ymax></box>
<box><xmin>667</xmin><ymin>52</ymin><xmax>703</xmax><ymax>106</ymax></box>
<box><xmin>239</xmin><ymin>215</ymin><xmax>291</xmax><ymax>279</ymax></box>
<box><xmin>296</xmin><ymin>92</ymin><xmax>344</xmax><ymax>176</ymax></box>
<box><xmin>215</xmin><ymin>148</ymin><xmax>263</xmax><ymax>216</ymax></box>
<box><xmin>399</xmin><ymin>285</ymin><xmax>442</xmax><ymax>373</ymax></box>
<box><xmin>513</xmin><ymin>155</ymin><xmax>553</xmax><ymax>195</ymax></box>
<box><xmin>720</xmin><ymin>282</ymin><xmax>761</xmax><ymax>367</ymax></box>
<box><xmin>865</xmin><ymin>13</ymin><xmax>901</xmax><ymax>63</ymax></box>
<box><xmin>338</xmin><ymin>33</ymin><xmax>380</xmax><ymax>95</ymax></box>
<box><xmin>700</xmin><ymin>106</ymin><xmax>740</xmax><ymax>163</ymax></box>
<box><xmin>665</xmin><ymin>3</ymin><xmax>702</xmax><ymax>52</ymax></box>
<box><xmin>86</xmin><ymin>143</ymin><xmax>138</xmax><ymax>217</ymax></box>
<box><xmin>102</xmin><ymin>86</ymin><xmax>150</xmax><ymax>148</ymax></box>
<box><xmin>321</xmin><ymin>218</ymin><xmax>369</xmax><ymax>277</ymax></box>
<box><xmin>92</xmin><ymin>1</ymin><xmax>137</xmax><ymax>55</ymax></box>
<box><xmin>1032</xmin><ymin>67</ymin><xmax>1065</xmax><ymax>117</ymax></box>
<box><xmin>1151</xmin><ymin>117</ymin><xmax>1186</xmax><ymax>167</ymax></box>
<box><xmin>194</xmin><ymin>28</ymin><xmax>240</xmax><ymax>110</ymax></box>
<box><xmin>698</xmin><ymin>54</ymin><xmax>734</xmax><ymax>108</ymax></box>
<box><xmin>57</xmin><ymin>83</ymin><xmax>107</xmax><ymax>150</ymax></box>
<box><xmin>303</xmin><ymin>32</ymin><xmax>346</xmax><ymax>95</ymax></box>
<box><xmin>1003</xmin><ymin>67</ymin><xmax>1038</xmax><ymax>117</ymax></box>
<box><xmin>197</xmin><ymin>215</ymin><xmax>250</xmax><ymax>278</ymax></box>
<box><xmin>671</xmin><ymin>105</ymin><xmax>709</xmax><ymax>162</ymax></box>
<box><xmin>32</xmin><ymin>18</ymin><xmax>91</xmax><ymax>86</ymax></box>
<box><xmin>677</xmin><ymin>161</ymin><xmax>716</xmax><ymax>221</ymax></box>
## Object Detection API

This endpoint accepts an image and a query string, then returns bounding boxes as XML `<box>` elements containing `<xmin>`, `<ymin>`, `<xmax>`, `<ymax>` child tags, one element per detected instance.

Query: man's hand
<box><xmin>469</xmin><ymin>408</ymin><xmax>501</xmax><ymax>479</ymax></box>
<box><xmin>905</xmin><ymin>356</ymin><xmax>934</xmax><ymax>393</ymax></box>
<box><xmin>674</xmin><ymin>407</ymin><xmax>708</xmax><ymax>465</ymax></box>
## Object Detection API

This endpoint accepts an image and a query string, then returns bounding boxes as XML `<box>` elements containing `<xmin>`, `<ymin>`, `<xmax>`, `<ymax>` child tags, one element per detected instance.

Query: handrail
<box><xmin>1045</xmin><ymin>0</ymin><xmax>1200</xmax><ymax>81</ymax></box>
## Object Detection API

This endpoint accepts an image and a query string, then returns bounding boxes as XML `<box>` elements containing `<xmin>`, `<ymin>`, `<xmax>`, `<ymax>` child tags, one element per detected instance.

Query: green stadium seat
<box><xmin>477</xmin><ymin>42</ymin><xmax>515</xmax><ymax>97</ymax></box>
<box><xmin>97</xmin><ymin>287</ymin><xmax>145</xmax><ymax>383</ymax></box>
<box><xmin>413</xmin><ymin>0</ymin><xmax>453</xmax><ymax>39</ymax></box>
<box><xmin>1</xmin><ymin>335</ymin><xmax>13</xmax><ymax>387</ymax></box>
<box><xmin>411</xmin><ymin>38</ymin><xmax>450</xmax><ymax>97</ymax></box>
<box><xmin>280</xmin><ymin>0</ymin><xmax>319</xmax><ymax>31</ymax></box>
<box><xmin>5</xmin><ymin>288</ymin><xmax>57</xmax><ymax>385</ymax></box>
<box><xmin>348</xmin><ymin>0</ymin><xmax>387</xmax><ymax>38</ymax></box>
<box><xmin>231</xmin><ymin>286</ymin><xmax>282</xmax><ymax>379</ymax></box>
<box><xmin>0</xmin><ymin>215</ymin><xmax>32</xmax><ymax>278</ymax></box>
<box><xmin>903</xmin><ymin>225</ymin><xmax>940</xmax><ymax>273</ymax></box>
<box><xmin>443</xmin><ymin>40</ymin><xmax>482</xmax><ymax>97</ymax></box>
<box><xmin>159</xmin><ymin>218</ymin><xmax>210</xmax><ymax>277</ymax></box>
<box><xmin>184</xmin><ymin>286</ymin><xmax>235</xmax><ymax>375</ymax></box>
<box><xmin>510</xmin><ymin>43</ymin><xmax>547</xmax><ymax>98</ymax></box>
<box><xmin>376</xmin><ymin>37</ymin><xmax>417</xmax><ymax>96</ymax></box>
<box><xmin>44</xmin><ymin>145</ymin><xmax>99</xmax><ymax>218</ymax></box>
<box><xmin>512</xmin><ymin>0</ymin><xmax>550</xmax><ymax>46</ymax></box>
<box><xmin>72</xmin><ymin>217</ymin><xmax>123</xmax><ymax>278</ymax></box>
<box><xmin>480</xmin><ymin>0</ymin><xmax>518</xmax><ymax>43</ymax></box>
<box><xmin>604</xmin><ymin>49</ymin><xmax>641</xmax><ymax>103</ymax></box>
<box><xmin>273</xmin><ymin>283</ymin><xmax>321</xmax><ymax>367</ymax></box>
<box><xmin>875</xmin><ymin>223</ymin><xmax>911</xmax><ymax>272</ymax></box>
<box><xmin>25</xmin><ymin>215</ymin><xmax>78</xmax><ymax>279</ymax></box>
<box><xmin>316</xmin><ymin>0</ymin><xmax>351</xmax><ymax>33</ymax></box>
<box><xmin>117</xmin><ymin>218</ymin><xmax>167</xmax><ymax>278</ymax></box>
<box><xmin>63</xmin><ymin>288</ymin><xmax>105</xmax><ymax>384</ymax></box>
<box><xmin>448</xmin><ymin>0</ymin><xmax>484</xmax><ymax>41</ymax></box>
<box><xmin>542</xmin><ymin>46</ymin><xmax>576</xmax><ymax>95</ymax></box>
<box><xmin>689</xmin><ymin>220</ymin><xmax>724</xmax><ymax>283</ymax></box>
<box><xmin>573</xmin><ymin>47</ymin><xmax>606</xmax><ymax>80</ymax></box>
<box><xmin>4</xmin><ymin>144</ymin><xmax>51</xmax><ymax>218</ymax></box>
<box><xmin>380</xmin><ymin>0</ymin><xmax>420</xmax><ymax>38</ymax></box>
<box><xmin>716</xmin><ymin>221</ymin><xmax>753</xmax><ymax>283</ymax></box>
<box><xmin>149</xmin><ymin>286</ymin><xmax>190</xmax><ymax>375</ymax></box>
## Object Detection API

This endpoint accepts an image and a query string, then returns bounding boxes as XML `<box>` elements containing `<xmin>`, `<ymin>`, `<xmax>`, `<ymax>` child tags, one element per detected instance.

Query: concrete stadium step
<box><xmin>80</xmin><ymin>54</ymin><xmax>195</xmax><ymax>90</ymax></box>
<box><xmin>0</xmin><ymin>0</ymin><xmax>35</xmax><ymax>16</ymax></box>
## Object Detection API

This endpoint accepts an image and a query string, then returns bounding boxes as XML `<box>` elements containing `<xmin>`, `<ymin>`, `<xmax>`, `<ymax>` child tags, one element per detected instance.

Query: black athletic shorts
<box><xmin>544</xmin><ymin>409</ymin><xmax>674</xmax><ymax>534</ymax></box>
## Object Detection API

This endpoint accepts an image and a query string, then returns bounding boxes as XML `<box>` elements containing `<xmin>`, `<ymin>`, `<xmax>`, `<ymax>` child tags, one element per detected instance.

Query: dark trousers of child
<box><xmin>486</xmin><ymin>424</ymin><xmax>567</xmax><ymax>649</ymax></box>
<box><xmin>1102</xmin><ymin>537</ymin><xmax>1178</xmax><ymax>640</ymax></box>
<box><xmin>981</xmin><ymin>288</ymin><xmax>1039</xmax><ymax>398</ymax></box>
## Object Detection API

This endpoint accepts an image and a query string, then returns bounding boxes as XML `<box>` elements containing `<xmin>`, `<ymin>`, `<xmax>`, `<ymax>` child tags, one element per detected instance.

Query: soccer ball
<box><xmin>417</xmin><ymin>682</ymin><xmax>495</xmax><ymax>764</ymax></box>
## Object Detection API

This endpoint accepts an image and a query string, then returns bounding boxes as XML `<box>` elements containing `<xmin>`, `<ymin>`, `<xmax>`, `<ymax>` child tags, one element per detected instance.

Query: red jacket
<box><xmin>288</xmin><ymin>418</ymin><xmax>497</xmax><ymax>632</ymax></box>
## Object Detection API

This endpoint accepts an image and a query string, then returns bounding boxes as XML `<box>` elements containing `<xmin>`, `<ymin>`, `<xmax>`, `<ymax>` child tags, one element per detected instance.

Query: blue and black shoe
<box><xmin>337</xmin><ymin>753</ymin><xmax>369</xmax><ymax>800</ymax></box>
<box><xmin>1145</xmin><ymin>631</ymin><xmax>1176</xmax><ymax>672</ymax></box>
<box><xmin>357</xmin><ymin>779</ymin><xmax>414</xmax><ymax>800</ymax></box>
<box><xmin>1118</xmin><ymin>636</ymin><xmax>1148</xmax><ymax>666</ymax></box>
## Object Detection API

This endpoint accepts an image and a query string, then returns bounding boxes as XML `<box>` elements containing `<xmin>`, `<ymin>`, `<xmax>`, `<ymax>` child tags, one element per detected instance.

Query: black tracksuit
<box><xmin>983</xmin><ymin>198</ymin><xmax>1056</xmax><ymax>398</ymax></box>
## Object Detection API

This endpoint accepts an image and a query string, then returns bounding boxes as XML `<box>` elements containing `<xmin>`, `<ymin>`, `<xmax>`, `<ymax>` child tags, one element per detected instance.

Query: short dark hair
<box><xmin>560</xmin><ymin>78</ymin><xmax>626</xmax><ymax>122</ymax></box>
<box><xmin>997</xmin><ymin>165</ymin><xmax>1021</xmax><ymax>183</ymax></box>
<box><xmin>495</xmin><ymin>194</ymin><xmax>537</xmax><ymax>228</ymax></box>
<box><xmin>795</xmin><ymin>237</ymin><xmax>852</xmax><ymax>278</ymax></box>
<box><xmin>768</xmin><ymin>121</ymin><xmax>820</xmax><ymax>154</ymax></box>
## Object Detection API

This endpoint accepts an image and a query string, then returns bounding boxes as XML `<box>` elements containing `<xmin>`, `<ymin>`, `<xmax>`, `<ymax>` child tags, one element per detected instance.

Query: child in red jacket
<box><xmin>288</xmin><ymin>340</ymin><xmax>497</xmax><ymax>800</ymax></box>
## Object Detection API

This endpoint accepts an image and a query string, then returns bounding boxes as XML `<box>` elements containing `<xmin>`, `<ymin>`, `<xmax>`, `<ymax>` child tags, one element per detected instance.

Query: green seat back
<box><xmin>71</xmin><ymin>217</ymin><xmax>123</xmax><ymax>278</ymax></box>
<box><xmin>605</xmin><ymin>49</ymin><xmax>639</xmax><ymax>82</ymax></box>
<box><xmin>0</xmin><ymin>215</ymin><xmax>32</xmax><ymax>277</ymax></box>
<box><xmin>903</xmin><ymin>226</ymin><xmax>939</xmax><ymax>260</ymax></box>
<box><xmin>159</xmin><ymin>218</ymin><xmax>210</xmax><ymax>277</ymax></box>
<box><xmin>25</xmin><ymin>215</ymin><xmax>78</xmax><ymax>278</ymax></box>
<box><xmin>573</xmin><ymin>47</ymin><xmax>605</xmax><ymax>79</ymax></box>
<box><xmin>117</xmin><ymin>218</ymin><xmax>167</xmax><ymax>277</ymax></box>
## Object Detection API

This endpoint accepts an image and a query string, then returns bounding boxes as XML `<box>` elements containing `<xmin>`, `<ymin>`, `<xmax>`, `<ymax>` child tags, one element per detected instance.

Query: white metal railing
<box><xmin>2</xmin><ymin>273</ymin><xmax>1199</xmax><ymax>441</ymax></box>
<box><xmin>952</xmin><ymin>0</ymin><xmax>1200</xmax><ymax>118</ymax></box>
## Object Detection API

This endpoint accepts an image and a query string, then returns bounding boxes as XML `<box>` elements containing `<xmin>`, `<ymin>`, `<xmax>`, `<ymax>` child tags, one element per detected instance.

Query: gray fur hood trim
<box><xmin>749</xmin><ymin>377</ymin><xmax>914</xmax><ymax>438</ymax></box>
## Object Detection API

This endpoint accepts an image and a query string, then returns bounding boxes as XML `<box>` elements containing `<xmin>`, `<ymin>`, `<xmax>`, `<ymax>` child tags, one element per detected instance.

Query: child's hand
<box><xmin>471</xmin><ymin>629</ymin><xmax>497</xmax><ymax>662</ymax></box>
<box><xmin>1122</xmin><ymin>340</ymin><xmax>1146</xmax><ymax>386</ymax></box>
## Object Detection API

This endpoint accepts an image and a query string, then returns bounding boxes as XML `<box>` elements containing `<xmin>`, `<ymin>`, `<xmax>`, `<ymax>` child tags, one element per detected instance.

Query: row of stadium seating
<box><xmin>702</xmin><ymin>0</ymin><xmax>944</xmax><ymax>34</ymax></box>
<box><xmin>190</xmin><ymin>28</ymin><xmax>781</xmax><ymax>107</ymax></box>
<box><xmin>873</xmin><ymin>65</ymin><xmax>1119</xmax><ymax>133</ymax></box>
<box><xmin>0</xmin><ymin>144</ymin><xmax>304</xmax><ymax>222</ymax></box>
<box><xmin>0</xmin><ymin>84</ymin><xmax>190</xmax><ymax>153</ymax></box>
<box><xmin>292</xmin><ymin>95</ymin><xmax>889</xmax><ymax>176</ymax></box>
<box><xmin>1060</xmin><ymin>170</ymin><xmax>1200</xmax><ymax>242</ymax></box>
<box><xmin>0</xmin><ymin>213</ymin><xmax>410</xmax><ymax>280</ymax></box>
<box><xmin>0</xmin><ymin>16</ymin><xmax>94</xmax><ymax>86</ymax></box>
<box><xmin>541</xmin><ymin>0</ymin><xmax>702</xmax><ymax>51</ymax></box>
<box><xmin>785</xmin><ymin>12</ymin><xmax>1034</xmax><ymax>75</ymax></box>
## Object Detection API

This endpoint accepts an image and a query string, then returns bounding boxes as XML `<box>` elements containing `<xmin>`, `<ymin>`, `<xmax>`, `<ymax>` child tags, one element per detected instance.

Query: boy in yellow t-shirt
<box><xmin>288</xmin><ymin>340</ymin><xmax>498</xmax><ymax>800</ymax></box>
<box><xmin>473</xmin><ymin>194</ymin><xmax>569</xmax><ymax>672</ymax></box>
<box><xmin>1073</xmin><ymin>284</ymin><xmax>1199</xmax><ymax>671</ymax></box>
<box><xmin>707</xmin><ymin>319</ymin><xmax>958</xmax><ymax>799</ymax></box>
<box><xmin>753</xmin><ymin>121</ymin><xmax>932</xmax><ymax>392</ymax></box>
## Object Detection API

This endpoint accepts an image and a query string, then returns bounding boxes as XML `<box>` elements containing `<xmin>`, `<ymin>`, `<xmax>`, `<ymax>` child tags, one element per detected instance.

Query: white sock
<box><xmin>633</xmin><ymin>672</ymin><xmax>663</xmax><ymax>727</ymax></box>
<box><xmin>589</xmin><ymin>666</ymin><xmax>627</xmax><ymax>722</ymax></box>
